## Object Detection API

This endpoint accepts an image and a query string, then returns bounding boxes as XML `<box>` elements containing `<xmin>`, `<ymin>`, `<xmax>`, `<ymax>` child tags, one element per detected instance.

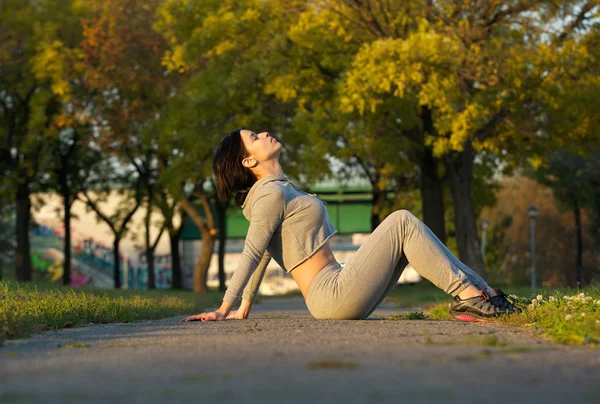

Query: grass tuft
<box><xmin>307</xmin><ymin>359</ymin><xmax>358</xmax><ymax>370</ymax></box>
<box><xmin>57</xmin><ymin>342</ymin><xmax>91</xmax><ymax>348</ymax></box>
<box><xmin>387</xmin><ymin>311</ymin><xmax>428</xmax><ymax>320</ymax></box>
<box><xmin>0</xmin><ymin>279</ymin><xmax>222</xmax><ymax>341</ymax></box>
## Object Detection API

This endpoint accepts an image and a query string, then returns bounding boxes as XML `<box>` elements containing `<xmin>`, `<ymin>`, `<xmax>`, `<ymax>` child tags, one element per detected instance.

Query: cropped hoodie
<box><xmin>223</xmin><ymin>175</ymin><xmax>337</xmax><ymax>305</ymax></box>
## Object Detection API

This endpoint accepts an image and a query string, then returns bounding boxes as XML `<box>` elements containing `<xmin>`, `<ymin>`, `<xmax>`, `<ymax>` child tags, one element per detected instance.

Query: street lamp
<box><xmin>528</xmin><ymin>205</ymin><xmax>539</xmax><ymax>288</ymax></box>
<box><xmin>480</xmin><ymin>219</ymin><xmax>491</xmax><ymax>258</ymax></box>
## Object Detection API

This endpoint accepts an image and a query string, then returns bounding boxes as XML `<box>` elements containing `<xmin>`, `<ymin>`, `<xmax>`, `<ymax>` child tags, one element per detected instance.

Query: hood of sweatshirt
<box><xmin>241</xmin><ymin>175</ymin><xmax>289</xmax><ymax>218</ymax></box>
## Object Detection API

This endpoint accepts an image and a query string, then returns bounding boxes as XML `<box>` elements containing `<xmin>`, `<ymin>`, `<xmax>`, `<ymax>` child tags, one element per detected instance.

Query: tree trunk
<box><xmin>420</xmin><ymin>146</ymin><xmax>447</xmax><ymax>244</ymax></box>
<box><xmin>169</xmin><ymin>229</ymin><xmax>182</xmax><ymax>289</ymax></box>
<box><xmin>179</xmin><ymin>194</ymin><xmax>217</xmax><ymax>293</ymax></box>
<box><xmin>145</xmin><ymin>206</ymin><xmax>155</xmax><ymax>290</ymax></box>
<box><xmin>419</xmin><ymin>107</ymin><xmax>447</xmax><ymax>244</ymax></box>
<box><xmin>15</xmin><ymin>180</ymin><xmax>32</xmax><ymax>282</ymax></box>
<box><xmin>216</xmin><ymin>202</ymin><xmax>227</xmax><ymax>292</ymax></box>
<box><xmin>113</xmin><ymin>238</ymin><xmax>121</xmax><ymax>289</ymax></box>
<box><xmin>371</xmin><ymin>171</ymin><xmax>384</xmax><ymax>231</ymax></box>
<box><xmin>445</xmin><ymin>145</ymin><xmax>486</xmax><ymax>278</ymax></box>
<box><xmin>60</xmin><ymin>168</ymin><xmax>72</xmax><ymax>286</ymax></box>
<box><xmin>571</xmin><ymin>192</ymin><xmax>584</xmax><ymax>286</ymax></box>
<box><xmin>62</xmin><ymin>197</ymin><xmax>72</xmax><ymax>286</ymax></box>
<box><xmin>194</xmin><ymin>233</ymin><xmax>215</xmax><ymax>293</ymax></box>
<box><xmin>591</xmin><ymin>180</ymin><xmax>600</xmax><ymax>243</ymax></box>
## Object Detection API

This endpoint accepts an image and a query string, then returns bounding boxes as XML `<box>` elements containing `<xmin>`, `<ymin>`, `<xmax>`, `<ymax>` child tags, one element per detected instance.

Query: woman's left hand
<box><xmin>180</xmin><ymin>311</ymin><xmax>225</xmax><ymax>322</ymax></box>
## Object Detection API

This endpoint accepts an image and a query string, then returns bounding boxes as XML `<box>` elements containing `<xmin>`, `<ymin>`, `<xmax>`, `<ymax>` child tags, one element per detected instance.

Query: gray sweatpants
<box><xmin>305</xmin><ymin>210</ymin><xmax>488</xmax><ymax>320</ymax></box>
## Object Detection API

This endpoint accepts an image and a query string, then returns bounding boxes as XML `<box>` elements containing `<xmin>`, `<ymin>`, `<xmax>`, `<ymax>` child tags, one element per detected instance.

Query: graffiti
<box><xmin>31</xmin><ymin>249</ymin><xmax>91</xmax><ymax>287</ymax></box>
<box><xmin>29</xmin><ymin>223</ymin><xmax>192</xmax><ymax>289</ymax></box>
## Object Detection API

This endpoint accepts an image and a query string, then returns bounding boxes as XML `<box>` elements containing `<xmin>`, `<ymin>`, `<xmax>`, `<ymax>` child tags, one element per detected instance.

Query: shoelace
<box><xmin>493</xmin><ymin>288</ymin><xmax>522</xmax><ymax>312</ymax></box>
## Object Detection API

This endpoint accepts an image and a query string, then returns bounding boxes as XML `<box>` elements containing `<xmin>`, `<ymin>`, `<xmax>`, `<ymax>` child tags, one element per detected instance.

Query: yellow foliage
<box><xmin>432</xmin><ymin>137</ymin><xmax>450</xmax><ymax>157</ymax></box>
<box><xmin>240</xmin><ymin>7</ymin><xmax>261</xmax><ymax>22</ymax></box>
<box><xmin>31</xmin><ymin>40</ymin><xmax>71</xmax><ymax>100</ymax></box>
<box><xmin>162</xmin><ymin>45</ymin><xmax>188</xmax><ymax>73</ymax></box>
<box><xmin>206</xmin><ymin>40</ymin><xmax>237</xmax><ymax>57</ymax></box>
<box><xmin>530</xmin><ymin>155</ymin><xmax>544</xmax><ymax>170</ymax></box>
<box><xmin>265</xmin><ymin>76</ymin><xmax>298</xmax><ymax>102</ymax></box>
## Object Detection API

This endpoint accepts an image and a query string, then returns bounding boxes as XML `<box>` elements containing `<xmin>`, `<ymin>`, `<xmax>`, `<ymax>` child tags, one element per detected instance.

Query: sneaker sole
<box><xmin>453</xmin><ymin>314</ymin><xmax>488</xmax><ymax>322</ymax></box>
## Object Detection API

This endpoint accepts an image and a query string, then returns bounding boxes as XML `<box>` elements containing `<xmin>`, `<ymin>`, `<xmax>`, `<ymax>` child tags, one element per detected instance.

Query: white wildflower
<box><xmin>531</xmin><ymin>299</ymin><xmax>538</xmax><ymax>305</ymax></box>
<box><xmin>536</xmin><ymin>294</ymin><xmax>543</xmax><ymax>301</ymax></box>
<box><xmin>549</xmin><ymin>296</ymin><xmax>557</xmax><ymax>302</ymax></box>
<box><xmin>579</xmin><ymin>293</ymin><xmax>586</xmax><ymax>298</ymax></box>
<box><xmin>586</xmin><ymin>296</ymin><xmax>593</xmax><ymax>302</ymax></box>
<box><xmin>565</xmin><ymin>314</ymin><xmax>573</xmax><ymax>321</ymax></box>
<box><xmin>580</xmin><ymin>313</ymin><xmax>586</xmax><ymax>317</ymax></box>
<box><xmin>595</xmin><ymin>300</ymin><xmax>600</xmax><ymax>305</ymax></box>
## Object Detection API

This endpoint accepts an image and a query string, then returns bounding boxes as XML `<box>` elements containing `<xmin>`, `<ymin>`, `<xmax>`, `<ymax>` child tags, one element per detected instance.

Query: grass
<box><xmin>0</xmin><ymin>279</ymin><xmax>223</xmax><ymax>343</ymax></box>
<box><xmin>497</xmin><ymin>290</ymin><xmax>600</xmax><ymax>345</ymax></box>
<box><xmin>307</xmin><ymin>359</ymin><xmax>358</xmax><ymax>370</ymax></box>
<box><xmin>387</xmin><ymin>311</ymin><xmax>428</xmax><ymax>320</ymax></box>
<box><xmin>386</xmin><ymin>281</ymin><xmax>600</xmax><ymax>346</ymax></box>
<box><xmin>424</xmin><ymin>334</ymin><xmax>505</xmax><ymax>346</ymax></box>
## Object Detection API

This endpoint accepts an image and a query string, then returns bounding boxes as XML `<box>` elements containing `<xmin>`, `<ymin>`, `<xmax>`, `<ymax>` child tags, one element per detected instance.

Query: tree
<box><xmin>336</xmin><ymin>0</ymin><xmax>599</xmax><ymax>276</ymax></box>
<box><xmin>80</xmin><ymin>163</ymin><xmax>143</xmax><ymax>289</ymax></box>
<box><xmin>156</xmin><ymin>0</ymin><xmax>297</xmax><ymax>291</ymax></box>
<box><xmin>50</xmin><ymin>126</ymin><xmax>103</xmax><ymax>286</ymax></box>
<box><xmin>154</xmin><ymin>183</ymin><xmax>184</xmax><ymax>289</ymax></box>
<box><xmin>529</xmin><ymin>151</ymin><xmax>597</xmax><ymax>286</ymax></box>
<box><xmin>0</xmin><ymin>0</ymin><xmax>85</xmax><ymax>281</ymax></box>
<box><xmin>252</xmin><ymin>1</ymin><xmax>420</xmax><ymax>230</ymax></box>
<box><xmin>79</xmin><ymin>0</ymin><xmax>183</xmax><ymax>289</ymax></box>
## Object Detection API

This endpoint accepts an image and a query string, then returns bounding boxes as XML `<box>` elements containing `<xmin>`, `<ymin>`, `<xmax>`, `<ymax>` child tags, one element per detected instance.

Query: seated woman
<box><xmin>181</xmin><ymin>130</ymin><xmax>519</xmax><ymax>323</ymax></box>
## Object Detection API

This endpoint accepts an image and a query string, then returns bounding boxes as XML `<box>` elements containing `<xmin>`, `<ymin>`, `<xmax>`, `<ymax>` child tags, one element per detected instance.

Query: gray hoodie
<box><xmin>224</xmin><ymin>175</ymin><xmax>337</xmax><ymax>305</ymax></box>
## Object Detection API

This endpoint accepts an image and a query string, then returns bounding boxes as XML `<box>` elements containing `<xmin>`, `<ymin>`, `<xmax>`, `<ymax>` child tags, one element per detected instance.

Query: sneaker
<box><xmin>492</xmin><ymin>288</ymin><xmax>522</xmax><ymax>313</ymax></box>
<box><xmin>450</xmin><ymin>289</ymin><xmax>521</xmax><ymax>322</ymax></box>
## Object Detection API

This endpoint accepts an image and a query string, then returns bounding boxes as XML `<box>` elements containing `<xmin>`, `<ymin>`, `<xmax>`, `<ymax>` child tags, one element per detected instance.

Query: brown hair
<box><xmin>213</xmin><ymin>129</ymin><xmax>257</xmax><ymax>206</ymax></box>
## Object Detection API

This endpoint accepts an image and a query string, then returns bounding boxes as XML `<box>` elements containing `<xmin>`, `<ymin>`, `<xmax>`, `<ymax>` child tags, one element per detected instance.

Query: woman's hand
<box><xmin>180</xmin><ymin>311</ymin><xmax>225</xmax><ymax>322</ymax></box>
<box><xmin>226</xmin><ymin>310</ymin><xmax>248</xmax><ymax>320</ymax></box>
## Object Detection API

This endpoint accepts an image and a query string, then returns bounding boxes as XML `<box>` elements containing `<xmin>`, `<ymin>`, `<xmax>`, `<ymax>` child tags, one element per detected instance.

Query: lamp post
<box><xmin>528</xmin><ymin>205</ymin><xmax>539</xmax><ymax>288</ymax></box>
<box><xmin>480</xmin><ymin>219</ymin><xmax>491</xmax><ymax>258</ymax></box>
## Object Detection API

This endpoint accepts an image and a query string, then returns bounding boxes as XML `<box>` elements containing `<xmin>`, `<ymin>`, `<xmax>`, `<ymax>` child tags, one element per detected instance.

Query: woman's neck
<box><xmin>255</xmin><ymin>161</ymin><xmax>284</xmax><ymax>179</ymax></box>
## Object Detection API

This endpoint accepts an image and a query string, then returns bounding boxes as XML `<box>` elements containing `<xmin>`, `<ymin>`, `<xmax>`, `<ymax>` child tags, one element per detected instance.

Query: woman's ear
<box><xmin>242</xmin><ymin>157</ymin><xmax>256</xmax><ymax>168</ymax></box>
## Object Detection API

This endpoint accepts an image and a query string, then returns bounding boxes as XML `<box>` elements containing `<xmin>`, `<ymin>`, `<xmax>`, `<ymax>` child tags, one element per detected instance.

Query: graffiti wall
<box><xmin>30</xmin><ymin>223</ymin><xmax>193</xmax><ymax>289</ymax></box>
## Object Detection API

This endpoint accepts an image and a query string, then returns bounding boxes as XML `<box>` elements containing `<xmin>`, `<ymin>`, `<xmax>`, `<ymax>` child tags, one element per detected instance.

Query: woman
<box><xmin>181</xmin><ymin>129</ymin><xmax>519</xmax><ymax>323</ymax></box>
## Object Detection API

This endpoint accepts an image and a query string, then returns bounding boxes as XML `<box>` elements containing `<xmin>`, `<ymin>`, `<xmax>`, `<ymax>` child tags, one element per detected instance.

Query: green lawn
<box><xmin>386</xmin><ymin>281</ymin><xmax>600</xmax><ymax>345</ymax></box>
<box><xmin>0</xmin><ymin>279</ymin><xmax>222</xmax><ymax>344</ymax></box>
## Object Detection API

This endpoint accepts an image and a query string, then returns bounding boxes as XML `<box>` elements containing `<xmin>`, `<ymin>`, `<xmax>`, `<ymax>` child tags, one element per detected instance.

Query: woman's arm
<box><xmin>242</xmin><ymin>253</ymin><xmax>271</xmax><ymax>300</ymax></box>
<box><xmin>222</xmin><ymin>192</ymin><xmax>283</xmax><ymax>306</ymax></box>
<box><xmin>227</xmin><ymin>253</ymin><xmax>270</xmax><ymax>319</ymax></box>
<box><xmin>181</xmin><ymin>190</ymin><xmax>283</xmax><ymax>322</ymax></box>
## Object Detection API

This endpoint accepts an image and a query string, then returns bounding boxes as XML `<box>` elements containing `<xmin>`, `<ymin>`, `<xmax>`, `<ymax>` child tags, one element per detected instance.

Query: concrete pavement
<box><xmin>1</xmin><ymin>297</ymin><xmax>599</xmax><ymax>403</ymax></box>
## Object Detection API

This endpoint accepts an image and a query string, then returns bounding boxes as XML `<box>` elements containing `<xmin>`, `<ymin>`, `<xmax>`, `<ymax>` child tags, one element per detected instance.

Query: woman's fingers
<box><xmin>180</xmin><ymin>312</ymin><xmax>211</xmax><ymax>322</ymax></box>
<box><xmin>180</xmin><ymin>311</ymin><xmax>227</xmax><ymax>322</ymax></box>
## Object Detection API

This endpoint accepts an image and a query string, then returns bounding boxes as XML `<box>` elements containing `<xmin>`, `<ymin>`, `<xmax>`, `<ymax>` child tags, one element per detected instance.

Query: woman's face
<box><xmin>240</xmin><ymin>129</ymin><xmax>281</xmax><ymax>166</ymax></box>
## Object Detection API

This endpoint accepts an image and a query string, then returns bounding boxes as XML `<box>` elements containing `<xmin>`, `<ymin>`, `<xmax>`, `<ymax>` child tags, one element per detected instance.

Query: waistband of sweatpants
<box><xmin>306</xmin><ymin>260</ymin><xmax>341</xmax><ymax>307</ymax></box>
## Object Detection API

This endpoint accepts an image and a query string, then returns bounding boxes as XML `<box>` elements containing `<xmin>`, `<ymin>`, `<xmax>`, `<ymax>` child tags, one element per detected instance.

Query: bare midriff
<box><xmin>290</xmin><ymin>241</ymin><xmax>336</xmax><ymax>299</ymax></box>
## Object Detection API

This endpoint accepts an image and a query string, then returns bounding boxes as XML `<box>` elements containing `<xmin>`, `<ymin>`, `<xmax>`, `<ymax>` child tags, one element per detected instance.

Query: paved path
<box><xmin>1</xmin><ymin>298</ymin><xmax>599</xmax><ymax>403</ymax></box>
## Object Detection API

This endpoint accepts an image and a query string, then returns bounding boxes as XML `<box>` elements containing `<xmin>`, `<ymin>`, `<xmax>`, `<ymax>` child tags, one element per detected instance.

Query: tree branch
<box><xmin>81</xmin><ymin>189</ymin><xmax>118</xmax><ymax>234</ymax></box>
<box><xmin>558</xmin><ymin>1</ymin><xmax>595</xmax><ymax>42</ymax></box>
<box><xmin>151</xmin><ymin>223</ymin><xmax>166</xmax><ymax>251</ymax></box>
<box><xmin>353</xmin><ymin>154</ymin><xmax>375</xmax><ymax>185</ymax></box>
